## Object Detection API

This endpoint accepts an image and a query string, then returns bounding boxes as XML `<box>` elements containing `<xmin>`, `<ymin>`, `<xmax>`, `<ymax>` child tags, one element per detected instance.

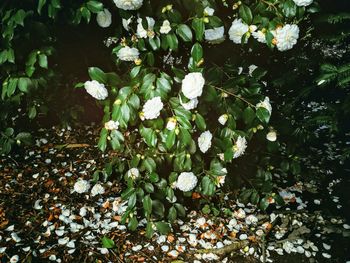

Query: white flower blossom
<box><xmin>127</xmin><ymin>168</ymin><xmax>140</xmax><ymax>179</ymax></box>
<box><xmin>204</xmin><ymin>6</ymin><xmax>215</xmax><ymax>16</ymax></box>
<box><xmin>142</xmin><ymin>96</ymin><xmax>163</xmax><ymax>120</ymax></box>
<box><xmin>137</xmin><ymin>17</ymin><xmax>155</xmax><ymax>38</ymax></box>
<box><xmin>122</xmin><ymin>16</ymin><xmax>133</xmax><ymax>31</ymax></box>
<box><xmin>218</xmin><ymin>114</ymin><xmax>228</xmax><ymax>125</ymax></box>
<box><xmin>180</xmin><ymin>97</ymin><xmax>198</xmax><ymax>110</ymax></box>
<box><xmin>91</xmin><ymin>184</ymin><xmax>105</xmax><ymax>196</ymax></box>
<box><xmin>293</xmin><ymin>0</ymin><xmax>313</xmax><ymax>6</ymax></box>
<box><xmin>117</xmin><ymin>46</ymin><xmax>140</xmax><ymax>61</ymax></box>
<box><xmin>275</xmin><ymin>24</ymin><xmax>299</xmax><ymax>51</ymax></box>
<box><xmin>256</xmin><ymin>97</ymin><xmax>272</xmax><ymax>114</ymax></box>
<box><xmin>10</xmin><ymin>255</ymin><xmax>19</xmax><ymax>263</ymax></box>
<box><xmin>198</xmin><ymin>131</ymin><xmax>212</xmax><ymax>153</ymax></box>
<box><xmin>74</xmin><ymin>179</ymin><xmax>90</xmax><ymax>194</ymax></box>
<box><xmin>181</xmin><ymin>72</ymin><xmax>205</xmax><ymax>99</ymax></box>
<box><xmin>252</xmin><ymin>30</ymin><xmax>266</xmax><ymax>43</ymax></box>
<box><xmin>166</xmin><ymin>117</ymin><xmax>177</xmax><ymax>130</ymax></box>
<box><xmin>266</xmin><ymin>131</ymin><xmax>277</xmax><ymax>142</ymax></box>
<box><xmin>205</xmin><ymin>26</ymin><xmax>225</xmax><ymax>44</ymax></box>
<box><xmin>113</xmin><ymin>0</ymin><xmax>143</xmax><ymax>10</ymax></box>
<box><xmin>248</xmin><ymin>64</ymin><xmax>258</xmax><ymax>76</ymax></box>
<box><xmin>228</xmin><ymin>19</ymin><xmax>249</xmax><ymax>44</ymax></box>
<box><xmin>233</xmin><ymin>136</ymin><xmax>247</xmax><ymax>159</ymax></box>
<box><xmin>160</xmin><ymin>20</ymin><xmax>172</xmax><ymax>34</ymax></box>
<box><xmin>176</xmin><ymin>172</ymin><xmax>198</xmax><ymax>192</ymax></box>
<box><xmin>96</xmin><ymin>9</ymin><xmax>112</xmax><ymax>28</ymax></box>
<box><xmin>84</xmin><ymin>80</ymin><xmax>108</xmax><ymax>100</ymax></box>
<box><xmin>216</xmin><ymin>175</ymin><xmax>226</xmax><ymax>187</ymax></box>
<box><xmin>104</xmin><ymin>120</ymin><xmax>119</xmax><ymax>130</ymax></box>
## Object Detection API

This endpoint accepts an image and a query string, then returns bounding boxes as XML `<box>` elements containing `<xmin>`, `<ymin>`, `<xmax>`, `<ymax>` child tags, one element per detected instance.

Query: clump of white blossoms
<box><xmin>137</xmin><ymin>17</ymin><xmax>155</xmax><ymax>38</ymax></box>
<box><xmin>126</xmin><ymin>168</ymin><xmax>140</xmax><ymax>179</ymax></box>
<box><xmin>84</xmin><ymin>80</ymin><xmax>108</xmax><ymax>100</ymax></box>
<box><xmin>91</xmin><ymin>184</ymin><xmax>105</xmax><ymax>196</ymax></box>
<box><xmin>160</xmin><ymin>20</ymin><xmax>172</xmax><ymax>34</ymax></box>
<box><xmin>141</xmin><ymin>96</ymin><xmax>163</xmax><ymax>120</ymax></box>
<box><xmin>252</xmin><ymin>30</ymin><xmax>266</xmax><ymax>43</ymax></box>
<box><xmin>104</xmin><ymin>120</ymin><xmax>119</xmax><ymax>130</ymax></box>
<box><xmin>233</xmin><ymin>136</ymin><xmax>247</xmax><ymax>159</ymax></box>
<box><xmin>266</xmin><ymin>130</ymin><xmax>277</xmax><ymax>142</ymax></box>
<box><xmin>256</xmin><ymin>97</ymin><xmax>272</xmax><ymax>114</ymax></box>
<box><xmin>275</xmin><ymin>24</ymin><xmax>300</xmax><ymax>51</ymax></box>
<box><xmin>176</xmin><ymin>172</ymin><xmax>198</xmax><ymax>192</ymax></box>
<box><xmin>113</xmin><ymin>0</ymin><xmax>143</xmax><ymax>10</ymax></box>
<box><xmin>204</xmin><ymin>6</ymin><xmax>215</xmax><ymax>16</ymax></box>
<box><xmin>198</xmin><ymin>130</ymin><xmax>212</xmax><ymax>153</ymax></box>
<box><xmin>218</xmin><ymin>114</ymin><xmax>228</xmax><ymax>125</ymax></box>
<box><xmin>293</xmin><ymin>0</ymin><xmax>313</xmax><ymax>6</ymax></box>
<box><xmin>166</xmin><ymin>117</ymin><xmax>177</xmax><ymax>130</ymax></box>
<box><xmin>96</xmin><ymin>8</ymin><xmax>112</xmax><ymax>28</ymax></box>
<box><xmin>74</xmin><ymin>179</ymin><xmax>91</xmax><ymax>194</ymax></box>
<box><xmin>228</xmin><ymin>19</ymin><xmax>249</xmax><ymax>44</ymax></box>
<box><xmin>122</xmin><ymin>16</ymin><xmax>133</xmax><ymax>31</ymax></box>
<box><xmin>180</xmin><ymin>97</ymin><xmax>198</xmax><ymax>110</ymax></box>
<box><xmin>181</xmin><ymin>72</ymin><xmax>205</xmax><ymax>99</ymax></box>
<box><xmin>205</xmin><ymin>26</ymin><xmax>225</xmax><ymax>44</ymax></box>
<box><xmin>117</xmin><ymin>46</ymin><xmax>140</xmax><ymax>61</ymax></box>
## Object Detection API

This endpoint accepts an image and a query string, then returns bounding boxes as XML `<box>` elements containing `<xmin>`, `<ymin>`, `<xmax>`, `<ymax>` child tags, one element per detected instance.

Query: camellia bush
<box><xmin>74</xmin><ymin>0</ymin><xmax>319</xmax><ymax>233</ymax></box>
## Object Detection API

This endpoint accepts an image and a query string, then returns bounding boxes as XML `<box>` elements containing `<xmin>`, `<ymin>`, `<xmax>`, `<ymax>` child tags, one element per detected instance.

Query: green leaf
<box><xmin>168</xmin><ymin>206</ymin><xmax>177</xmax><ymax>222</ymax></box>
<box><xmin>128</xmin><ymin>192</ymin><xmax>137</xmax><ymax>208</ymax></box>
<box><xmin>283</xmin><ymin>0</ymin><xmax>297</xmax><ymax>17</ymax></box>
<box><xmin>142</xmin><ymin>157</ymin><xmax>156</xmax><ymax>173</ymax></box>
<box><xmin>155</xmin><ymin>222</ymin><xmax>171</xmax><ymax>234</ymax></box>
<box><xmin>18</xmin><ymin>77</ymin><xmax>31</xmax><ymax>93</ymax></box>
<box><xmin>146</xmin><ymin>222</ymin><xmax>154</xmax><ymax>238</ymax></box>
<box><xmin>128</xmin><ymin>216</ymin><xmax>138</xmax><ymax>231</ymax></box>
<box><xmin>144</xmin><ymin>183</ymin><xmax>154</xmax><ymax>193</ymax></box>
<box><xmin>7</xmin><ymin>78</ymin><xmax>18</xmax><ymax>97</ymax></box>
<box><xmin>143</xmin><ymin>194</ymin><xmax>152</xmax><ymax>217</ymax></box>
<box><xmin>152</xmin><ymin>199</ymin><xmax>165</xmax><ymax>217</ymax></box>
<box><xmin>166</xmin><ymin>33</ymin><xmax>179</xmax><ymax>50</ymax></box>
<box><xmin>38</xmin><ymin>54</ymin><xmax>48</xmax><ymax>69</ymax></box>
<box><xmin>130</xmin><ymin>66</ymin><xmax>141</xmax><ymax>78</ymax></box>
<box><xmin>243</xmin><ymin>107</ymin><xmax>255</xmax><ymax>124</ymax></box>
<box><xmin>98</xmin><ymin>128</ymin><xmax>108</xmax><ymax>152</ymax></box>
<box><xmin>239</xmin><ymin>5</ymin><xmax>253</xmax><ymax>24</ymax></box>
<box><xmin>38</xmin><ymin>0</ymin><xmax>46</xmax><ymax>14</ymax></box>
<box><xmin>201</xmin><ymin>176</ymin><xmax>215</xmax><ymax>196</ymax></box>
<box><xmin>260</xmin><ymin>197</ymin><xmax>270</xmax><ymax>211</ymax></box>
<box><xmin>256</xmin><ymin>107</ymin><xmax>270</xmax><ymax>123</ymax></box>
<box><xmin>174</xmin><ymin>203</ymin><xmax>186</xmax><ymax>217</ymax></box>
<box><xmin>191</xmin><ymin>18</ymin><xmax>205</xmax><ymax>41</ymax></box>
<box><xmin>88</xmin><ymin>67</ymin><xmax>107</xmax><ymax>83</ymax></box>
<box><xmin>140</xmin><ymin>126</ymin><xmax>157</xmax><ymax>147</ymax></box>
<box><xmin>191</xmin><ymin>43</ymin><xmax>203</xmax><ymax>62</ymax></box>
<box><xmin>195</xmin><ymin>113</ymin><xmax>206</xmax><ymax>131</ymax></box>
<box><xmin>165</xmin><ymin>130</ymin><xmax>176</xmax><ymax>150</ymax></box>
<box><xmin>28</xmin><ymin>106</ymin><xmax>37</xmax><ymax>119</ymax></box>
<box><xmin>176</xmin><ymin>24</ymin><xmax>193</xmax><ymax>42</ymax></box>
<box><xmin>86</xmin><ymin>0</ymin><xmax>104</xmax><ymax>13</ymax></box>
<box><xmin>101</xmin><ymin>236</ymin><xmax>115</xmax><ymax>248</ymax></box>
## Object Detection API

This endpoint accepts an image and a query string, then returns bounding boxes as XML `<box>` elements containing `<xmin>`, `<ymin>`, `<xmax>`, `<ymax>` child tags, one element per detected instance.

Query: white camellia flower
<box><xmin>122</xmin><ymin>16</ymin><xmax>133</xmax><ymax>31</ymax></box>
<box><xmin>126</xmin><ymin>168</ymin><xmax>139</xmax><ymax>179</ymax></box>
<box><xmin>142</xmin><ymin>96</ymin><xmax>163</xmax><ymax>120</ymax></box>
<box><xmin>233</xmin><ymin>136</ymin><xmax>247</xmax><ymax>159</ymax></box>
<box><xmin>137</xmin><ymin>17</ymin><xmax>155</xmax><ymax>38</ymax></box>
<box><xmin>275</xmin><ymin>24</ymin><xmax>299</xmax><ymax>51</ymax></box>
<box><xmin>74</xmin><ymin>179</ymin><xmax>91</xmax><ymax>194</ymax></box>
<box><xmin>113</xmin><ymin>0</ymin><xmax>143</xmax><ymax>10</ymax></box>
<box><xmin>218</xmin><ymin>114</ymin><xmax>228</xmax><ymax>125</ymax></box>
<box><xmin>117</xmin><ymin>46</ymin><xmax>140</xmax><ymax>61</ymax></box>
<box><xmin>181</xmin><ymin>72</ymin><xmax>205</xmax><ymax>99</ymax></box>
<box><xmin>198</xmin><ymin>131</ymin><xmax>212</xmax><ymax>153</ymax></box>
<box><xmin>96</xmin><ymin>9</ymin><xmax>112</xmax><ymax>28</ymax></box>
<box><xmin>204</xmin><ymin>6</ymin><xmax>215</xmax><ymax>16</ymax></box>
<box><xmin>205</xmin><ymin>26</ymin><xmax>225</xmax><ymax>44</ymax></box>
<box><xmin>166</xmin><ymin>117</ymin><xmax>177</xmax><ymax>130</ymax></box>
<box><xmin>91</xmin><ymin>184</ymin><xmax>105</xmax><ymax>196</ymax></box>
<box><xmin>248</xmin><ymin>64</ymin><xmax>258</xmax><ymax>76</ymax></box>
<box><xmin>266</xmin><ymin>131</ymin><xmax>277</xmax><ymax>142</ymax></box>
<box><xmin>160</xmin><ymin>20</ymin><xmax>172</xmax><ymax>34</ymax></box>
<box><xmin>176</xmin><ymin>172</ymin><xmax>198</xmax><ymax>192</ymax></box>
<box><xmin>104</xmin><ymin>120</ymin><xmax>119</xmax><ymax>130</ymax></box>
<box><xmin>252</xmin><ymin>30</ymin><xmax>266</xmax><ymax>43</ymax></box>
<box><xmin>228</xmin><ymin>19</ymin><xmax>249</xmax><ymax>44</ymax></box>
<box><xmin>84</xmin><ymin>80</ymin><xmax>108</xmax><ymax>100</ymax></box>
<box><xmin>180</xmin><ymin>97</ymin><xmax>198</xmax><ymax>110</ymax></box>
<box><xmin>256</xmin><ymin>97</ymin><xmax>272</xmax><ymax>114</ymax></box>
<box><xmin>293</xmin><ymin>0</ymin><xmax>313</xmax><ymax>6</ymax></box>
